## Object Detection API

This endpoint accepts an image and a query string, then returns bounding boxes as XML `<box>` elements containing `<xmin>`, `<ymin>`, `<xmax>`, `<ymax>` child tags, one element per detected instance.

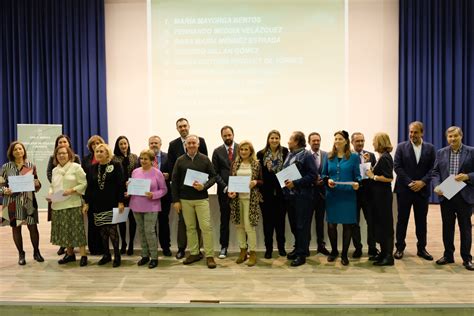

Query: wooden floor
<box><xmin>0</xmin><ymin>204</ymin><xmax>472</xmax><ymax>306</ymax></box>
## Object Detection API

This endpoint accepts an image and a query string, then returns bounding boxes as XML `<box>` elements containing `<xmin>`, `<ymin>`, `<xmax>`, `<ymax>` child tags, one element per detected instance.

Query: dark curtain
<box><xmin>399</xmin><ymin>0</ymin><xmax>473</xmax><ymax>202</ymax></box>
<box><xmin>0</xmin><ymin>0</ymin><xmax>108</xmax><ymax>165</ymax></box>
<box><xmin>399</xmin><ymin>0</ymin><xmax>473</xmax><ymax>148</ymax></box>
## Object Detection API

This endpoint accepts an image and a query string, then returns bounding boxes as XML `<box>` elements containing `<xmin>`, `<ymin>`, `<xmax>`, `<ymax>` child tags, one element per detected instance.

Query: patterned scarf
<box><xmin>262</xmin><ymin>147</ymin><xmax>284</xmax><ymax>173</ymax></box>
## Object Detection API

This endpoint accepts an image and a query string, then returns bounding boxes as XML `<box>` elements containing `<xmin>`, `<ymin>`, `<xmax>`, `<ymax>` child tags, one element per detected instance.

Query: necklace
<box><xmin>97</xmin><ymin>164</ymin><xmax>108</xmax><ymax>190</ymax></box>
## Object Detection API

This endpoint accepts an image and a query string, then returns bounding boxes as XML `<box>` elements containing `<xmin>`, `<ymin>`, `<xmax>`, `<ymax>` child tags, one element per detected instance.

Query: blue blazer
<box><xmin>394</xmin><ymin>141</ymin><xmax>436</xmax><ymax>198</ymax></box>
<box><xmin>432</xmin><ymin>145</ymin><xmax>474</xmax><ymax>205</ymax></box>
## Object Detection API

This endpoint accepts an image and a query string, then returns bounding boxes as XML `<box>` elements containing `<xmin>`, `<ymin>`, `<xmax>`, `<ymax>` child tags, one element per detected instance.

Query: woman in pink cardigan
<box><xmin>128</xmin><ymin>149</ymin><xmax>167</xmax><ymax>269</ymax></box>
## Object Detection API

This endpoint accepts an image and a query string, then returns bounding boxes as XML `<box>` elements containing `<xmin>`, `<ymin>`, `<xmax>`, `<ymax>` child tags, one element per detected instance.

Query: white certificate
<box><xmin>438</xmin><ymin>175</ymin><xmax>467</xmax><ymax>200</ymax></box>
<box><xmin>112</xmin><ymin>207</ymin><xmax>130</xmax><ymax>224</ymax></box>
<box><xmin>334</xmin><ymin>181</ymin><xmax>356</xmax><ymax>186</ymax></box>
<box><xmin>228</xmin><ymin>176</ymin><xmax>251</xmax><ymax>193</ymax></box>
<box><xmin>49</xmin><ymin>190</ymin><xmax>70</xmax><ymax>203</ymax></box>
<box><xmin>276</xmin><ymin>164</ymin><xmax>302</xmax><ymax>188</ymax></box>
<box><xmin>9</xmin><ymin>174</ymin><xmax>35</xmax><ymax>193</ymax></box>
<box><xmin>359</xmin><ymin>162</ymin><xmax>372</xmax><ymax>180</ymax></box>
<box><xmin>127</xmin><ymin>178</ymin><xmax>151</xmax><ymax>196</ymax></box>
<box><xmin>184</xmin><ymin>169</ymin><xmax>209</xmax><ymax>187</ymax></box>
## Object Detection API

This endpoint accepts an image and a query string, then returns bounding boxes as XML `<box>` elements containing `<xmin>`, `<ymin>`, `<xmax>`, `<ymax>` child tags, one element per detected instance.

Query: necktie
<box><xmin>313</xmin><ymin>152</ymin><xmax>320</xmax><ymax>170</ymax></box>
<box><xmin>153</xmin><ymin>156</ymin><xmax>158</xmax><ymax>168</ymax></box>
<box><xmin>228</xmin><ymin>146</ymin><xmax>233</xmax><ymax>162</ymax></box>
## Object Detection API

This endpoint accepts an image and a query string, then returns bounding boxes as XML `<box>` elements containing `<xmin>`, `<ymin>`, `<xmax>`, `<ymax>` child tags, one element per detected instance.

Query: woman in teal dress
<box><xmin>322</xmin><ymin>130</ymin><xmax>361</xmax><ymax>265</ymax></box>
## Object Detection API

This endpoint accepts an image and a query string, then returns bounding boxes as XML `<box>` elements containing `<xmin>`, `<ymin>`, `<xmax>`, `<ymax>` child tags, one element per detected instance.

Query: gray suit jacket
<box><xmin>432</xmin><ymin>144</ymin><xmax>474</xmax><ymax>205</ymax></box>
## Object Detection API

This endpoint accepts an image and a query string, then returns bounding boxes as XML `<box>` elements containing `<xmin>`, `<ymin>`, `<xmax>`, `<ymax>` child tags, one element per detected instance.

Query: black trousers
<box><xmin>312</xmin><ymin>192</ymin><xmax>326</xmax><ymax>247</ymax></box>
<box><xmin>395</xmin><ymin>191</ymin><xmax>429</xmax><ymax>251</ymax></box>
<box><xmin>286</xmin><ymin>193</ymin><xmax>313</xmax><ymax>257</ymax></box>
<box><xmin>261</xmin><ymin>192</ymin><xmax>287</xmax><ymax>250</ymax></box>
<box><xmin>352</xmin><ymin>191</ymin><xmax>376</xmax><ymax>251</ymax></box>
<box><xmin>372</xmin><ymin>185</ymin><xmax>394</xmax><ymax>258</ymax></box>
<box><xmin>157</xmin><ymin>195</ymin><xmax>171</xmax><ymax>250</ymax></box>
<box><xmin>440</xmin><ymin>195</ymin><xmax>472</xmax><ymax>262</ymax></box>
<box><xmin>217</xmin><ymin>192</ymin><xmax>231</xmax><ymax>248</ymax></box>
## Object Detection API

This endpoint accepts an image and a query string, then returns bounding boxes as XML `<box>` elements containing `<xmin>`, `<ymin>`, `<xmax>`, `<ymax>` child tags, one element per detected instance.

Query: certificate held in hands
<box><xmin>9</xmin><ymin>174</ymin><xmax>35</xmax><ymax>193</ymax></box>
<box><xmin>276</xmin><ymin>164</ymin><xmax>302</xmax><ymax>188</ymax></box>
<box><xmin>184</xmin><ymin>169</ymin><xmax>209</xmax><ymax>187</ymax></box>
<box><xmin>228</xmin><ymin>176</ymin><xmax>251</xmax><ymax>193</ymax></box>
<box><xmin>127</xmin><ymin>178</ymin><xmax>151</xmax><ymax>196</ymax></box>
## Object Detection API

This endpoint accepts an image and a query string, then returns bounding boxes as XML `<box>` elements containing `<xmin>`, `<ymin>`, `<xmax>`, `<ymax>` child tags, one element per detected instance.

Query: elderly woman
<box><xmin>81</xmin><ymin>135</ymin><xmax>105</xmax><ymax>255</ymax></box>
<box><xmin>322</xmin><ymin>130</ymin><xmax>361</xmax><ymax>266</ymax></box>
<box><xmin>228</xmin><ymin>141</ymin><xmax>263</xmax><ymax>267</ymax></box>
<box><xmin>257</xmin><ymin>130</ymin><xmax>289</xmax><ymax>259</ymax></box>
<box><xmin>83</xmin><ymin>144</ymin><xmax>125</xmax><ymax>267</ymax></box>
<box><xmin>0</xmin><ymin>141</ymin><xmax>43</xmax><ymax>265</ymax></box>
<box><xmin>113</xmin><ymin>136</ymin><xmax>139</xmax><ymax>255</ymax></box>
<box><xmin>48</xmin><ymin>146</ymin><xmax>88</xmax><ymax>266</ymax></box>
<box><xmin>46</xmin><ymin>134</ymin><xmax>81</xmax><ymax>256</ymax></box>
<box><xmin>128</xmin><ymin>149</ymin><xmax>167</xmax><ymax>269</ymax></box>
<box><xmin>366</xmin><ymin>133</ymin><xmax>394</xmax><ymax>266</ymax></box>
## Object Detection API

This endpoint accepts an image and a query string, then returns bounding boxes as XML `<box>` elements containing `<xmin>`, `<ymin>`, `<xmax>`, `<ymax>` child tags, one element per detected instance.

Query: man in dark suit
<box><xmin>432</xmin><ymin>126</ymin><xmax>474</xmax><ymax>271</ymax></box>
<box><xmin>149</xmin><ymin>135</ymin><xmax>172</xmax><ymax>256</ymax></box>
<box><xmin>393</xmin><ymin>121</ymin><xmax>435</xmax><ymax>261</ymax></box>
<box><xmin>308</xmin><ymin>132</ymin><xmax>330</xmax><ymax>255</ymax></box>
<box><xmin>167</xmin><ymin>118</ymin><xmax>207</xmax><ymax>259</ymax></box>
<box><xmin>212</xmin><ymin>126</ymin><xmax>238</xmax><ymax>259</ymax></box>
<box><xmin>351</xmin><ymin>132</ymin><xmax>378</xmax><ymax>258</ymax></box>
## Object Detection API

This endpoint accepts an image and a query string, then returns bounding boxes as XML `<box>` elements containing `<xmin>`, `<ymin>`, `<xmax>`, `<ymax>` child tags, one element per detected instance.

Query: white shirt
<box><xmin>411</xmin><ymin>140</ymin><xmax>423</xmax><ymax>164</ymax></box>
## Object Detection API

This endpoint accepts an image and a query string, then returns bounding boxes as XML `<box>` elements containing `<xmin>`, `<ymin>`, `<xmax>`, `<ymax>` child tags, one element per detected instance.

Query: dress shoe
<box><xmin>373</xmin><ymin>256</ymin><xmax>394</xmax><ymax>266</ymax></box>
<box><xmin>120</xmin><ymin>243</ymin><xmax>127</xmax><ymax>255</ymax></box>
<box><xmin>58</xmin><ymin>253</ymin><xmax>76</xmax><ymax>264</ymax></box>
<box><xmin>199</xmin><ymin>251</ymin><xmax>204</xmax><ymax>259</ymax></box>
<box><xmin>352</xmin><ymin>248</ymin><xmax>362</xmax><ymax>258</ymax></box>
<box><xmin>393</xmin><ymin>249</ymin><xmax>404</xmax><ymax>260</ymax></box>
<box><xmin>163</xmin><ymin>248</ymin><xmax>172</xmax><ymax>257</ymax></box>
<box><xmin>286</xmin><ymin>250</ymin><xmax>297</xmax><ymax>260</ymax></box>
<box><xmin>98</xmin><ymin>254</ymin><xmax>112</xmax><ymax>265</ymax></box>
<box><xmin>278</xmin><ymin>248</ymin><xmax>287</xmax><ymax>256</ymax></box>
<box><xmin>436</xmin><ymin>256</ymin><xmax>454</xmax><ymax>265</ymax></box>
<box><xmin>369</xmin><ymin>253</ymin><xmax>383</xmax><ymax>261</ymax></box>
<box><xmin>264</xmin><ymin>249</ymin><xmax>272</xmax><ymax>259</ymax></box>
<box><xmin>417</xmin><ymin>249</ymin><xmax>433</xmax><ymax>261</ymax></box>
<box><xmin>127</xmin><ymin>245</ymin><xmax>134</xmax><ymax>256</ymax></box>
<box><xmin>368</xmin><ymin>247</ymin><xmax>380</xmax><ymax>257</ymax></box>
<box><xmin>175</xmin><ymin>248</ymin><xmax>186</xmax><ymax>259</ymax></box>
<box><xmin>341</xmin><ymin>255</ymin><xmax>349</xmax><ymax>266</ymax></box>
<box><xmin>183</xmin><ymin>254</ymin><xmax>201</xmax><ymax>265</ymax></box>
<box><xmin>80</xmin><ymin>256</ymin><xmax>88</xmax><ymax>267</ymax></box>
<box><xmin>206</xmin><ymin>257</ymin><xmax>217</xmax><ymax>269</ymax></box>
<box><xmin>463</xmin><ymin>260</ymin><xmax>474</xmax><ymax>271</ymax></box>
<box><xmin>137</xmin><ymin>257</ymin><xmax>150</xmax><ymax>266</ymax></box>
<box><xmin>148</xmin><ymin>259</ymin><xmax>158</xmax><ymax>269</ymax></box>
<box><xmin>327</xmin><ymin>252</ymin><xmax>339</xmax><ymax>262</ymax></box>
<box><xmin>317</xmin><ymin>246</ymin><xmax>330</xmax><ymax>256</ymax></box>
<box><xmin>18</xmin><ymin>251</ymin><xmax>26</xmax><ymax>266</ymax></box>
<box><xmin>57</xmin><ymin>247</ymin><xmax>66</xmax><ymax>256</ymax></box>
<box><xmin>113</xmin><ymin>255</ymin><xmax>121</xmax><ymax>268</ymax></box>
<box><xmin>290</xmin><ymin>256</ymin><xmax>306</xmax><ymax>267</ymax></box>
<box><xmin>33</xmin><ymin>250</ymin><xmax>44</xmax><ymax>262</ymax></box>
<box><xmin>218</xmin><ymin>247</ymin><xmax>227</xmax><ymax>259</ymax></box>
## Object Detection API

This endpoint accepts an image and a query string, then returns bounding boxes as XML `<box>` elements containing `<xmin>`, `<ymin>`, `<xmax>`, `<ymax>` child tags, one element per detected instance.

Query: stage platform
<box><xmin>0</xmin><ymin>205</ymin><xmax>472</xmax><ymax>315</ymax></box>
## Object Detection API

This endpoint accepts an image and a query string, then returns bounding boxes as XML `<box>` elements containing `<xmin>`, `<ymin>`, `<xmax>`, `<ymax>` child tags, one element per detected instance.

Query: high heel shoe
<box><xmin>33</xmin><ymin>250</ymin><xmax>44</xmax><ymax>262</ymax></box>
<box><xmin>58</xmin><ymin>253</ymin><xmax>76</xmax><ymax>264</ymax></box>
<box><xmin>18</xmin><ymin>251</ymin><xmax>26</xmax><ymax>265</ymax></box>
<box><xmin>80</xmin><ymin>256</ymin><xmax>88</xmax><ymax>267</ymax></box>
<box><xmin>120</xmin><ymin>243</ymin><xmax>127</xmax><ymax>255</ymax></box>
<box><xmin>127</xmin><ymin>244</ymin><xmax>134</xmax><ymax>256</ymax></box>
<box><xmin>327</xmin><ymin>251</ymin><xmax>339</xmax><ymax>262</ymax></box>
<box><xmin>113</xmin><ymin>255</ymin><xmax>121</xmax><ymax>268</ymax></box>
<box><xmin>57</xmin><ymin>247</ymin><xmax>66</xmax><ymax>255</ymax></box>
<box><xmin>98</xmin><ymin>254</ymin><xmax>112</xmax><ymax>265</ymax></box>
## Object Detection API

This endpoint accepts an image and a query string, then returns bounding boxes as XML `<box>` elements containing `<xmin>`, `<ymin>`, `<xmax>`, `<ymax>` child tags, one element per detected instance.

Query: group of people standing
<box><xmin>0</xmin><ymin>119</ymin><xmax>472</xmax><ymax>271</ymax></box>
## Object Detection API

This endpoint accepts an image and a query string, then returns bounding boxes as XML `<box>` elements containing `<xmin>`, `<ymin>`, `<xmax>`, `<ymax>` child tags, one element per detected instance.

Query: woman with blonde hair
<box><xmin>83</xmin><ymin>143</ymin><xmax>125</xmax><ymax>267</ymax></box>
<box><xmin>228</xmin><ymin>140</ymin><xmax>263</xmax><ymax>266</ymax></box>
<box><xmin>366</xmin><ymin>132</ymin><xmax>394</xmax><ymax>266</ymax></box>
